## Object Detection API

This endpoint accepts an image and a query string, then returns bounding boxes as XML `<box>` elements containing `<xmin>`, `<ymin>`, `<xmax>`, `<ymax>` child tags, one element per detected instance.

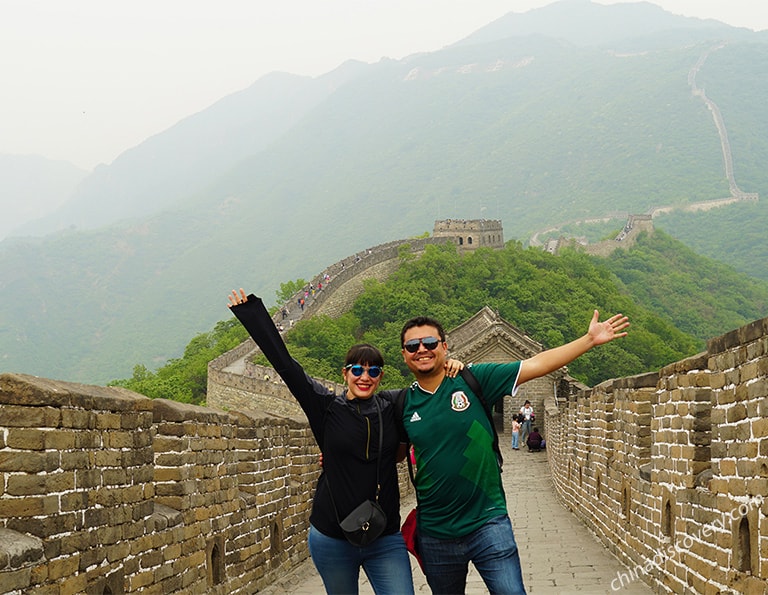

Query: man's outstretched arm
<box><xmin>517</xmin><ymin>310</ymin><xmax>629</xmax><ymax>385</ymax></box>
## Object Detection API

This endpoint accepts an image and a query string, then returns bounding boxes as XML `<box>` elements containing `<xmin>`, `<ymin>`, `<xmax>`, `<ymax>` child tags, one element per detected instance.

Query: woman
<box><xmin>227</xmin><ymin>289</ymin><xmax>462</xmax><ymax>594</ymax></box>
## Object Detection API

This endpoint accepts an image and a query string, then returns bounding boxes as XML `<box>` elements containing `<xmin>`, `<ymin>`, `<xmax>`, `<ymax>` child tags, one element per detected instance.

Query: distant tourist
<box><xmin>519</xmin><ymin>400</ymin><xmax>535</xmax><ymax>445</ymax></box>
<box><xmin>527</xmin><ymin>427</ymin><xmax>544</xmax><ymax>452</ymax></box>
<box><xmin>511</xmin><ymin>414</ymin><xmax>521</xmax><ymax>450</ymax></box>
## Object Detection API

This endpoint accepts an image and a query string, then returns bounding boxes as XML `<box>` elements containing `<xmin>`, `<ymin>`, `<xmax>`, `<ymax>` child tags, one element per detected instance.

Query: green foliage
<box><xmin>275</xmin><ymin>279</ymin><xmax>307</xmax><ymax>304</ymax></box>
<box><xmin>287</xmin><ymin>242</ymin><xmax>701</xmax><ymax>387</ymax></box>
<box><xmin>114</xmin><ymin>229</ymin><xmax>768</xmax><ymax>402</ymax></box>
<box><xmin>600</xmin><ymin>230</ymin><xmax>768</xmax><ymax>341</ymax></box>
<box><xmin>655</xmin><ymin>200</ymin><xmax>768</xmax><ymax>282</ymax></box>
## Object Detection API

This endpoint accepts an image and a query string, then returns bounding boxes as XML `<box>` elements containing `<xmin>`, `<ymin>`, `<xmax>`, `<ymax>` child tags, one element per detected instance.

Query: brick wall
<box><xmin>5</xmin><ymin>320</ymin><xmax>768</xmax><ymax>594</ymax></box>
<box><xmin>546</xmin><ymin>316</ymin><xmax>768</xmax><ymax>594</ymax></box>
<box><xmin>0</xmin><ymin>373</ymin><xmax>318</xmax><ymax>594</ymax></box>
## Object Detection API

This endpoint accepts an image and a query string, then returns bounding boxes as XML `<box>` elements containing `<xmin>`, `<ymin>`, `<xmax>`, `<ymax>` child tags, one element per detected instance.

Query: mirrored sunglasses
<box><xmin>403</xmin><ymin>337</ymin><xmax>440</xmax><ymax>353</ymax></box>
<box><xmin>345</xmin><ymin>364</ymin><xmax>383</xmax><ymax>378</ymax></box>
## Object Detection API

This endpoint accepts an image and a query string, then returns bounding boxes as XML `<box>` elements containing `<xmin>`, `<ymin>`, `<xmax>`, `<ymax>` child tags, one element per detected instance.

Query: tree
<box><xmin>276</xmin><ymin>279</ymin><xmax>307</xmax><ymax>304</ymax></box>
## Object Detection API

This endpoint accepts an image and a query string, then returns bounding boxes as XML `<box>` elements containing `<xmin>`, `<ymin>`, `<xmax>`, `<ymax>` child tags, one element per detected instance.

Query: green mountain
<box><xmin>2</xmin><ymin>1</ymin><xmax>767</xmax><ymax>385</ymax></box>
<box><xmin>116</xmin><ymin>230</ymin><xmax>768</xmax><ymax>405</ymax></box>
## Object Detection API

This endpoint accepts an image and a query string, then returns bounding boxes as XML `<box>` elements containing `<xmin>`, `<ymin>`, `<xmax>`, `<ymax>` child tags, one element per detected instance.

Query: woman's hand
<box><xmin>227</xmin><ymin>288</ymin><xmax>248</xmax><ymax>308</ymax></box>
<box><xmin>444</xmin><ymin>358</ymin><xmax>465</xmax><ymax>378</ymax></box>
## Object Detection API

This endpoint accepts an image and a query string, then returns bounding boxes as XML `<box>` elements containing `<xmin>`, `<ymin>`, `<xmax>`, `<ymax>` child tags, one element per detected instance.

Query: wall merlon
<box><xmin>614</xmin><ymin>371</ymin><xmax>660</xmax><ymax>390</ymax></box>
<box><xmin>707</xmin><ymin>318</ymin><xmax>768</xmax><ymax>356</ymax></box>
<box><xmin>0</xmin><ymin>373</ymin><xmax>154</xmax><ymax>412</ymax></box>
<box><xmin>659</xmin><ymin>351</ymin><xmax>708</xmax><ymax>377</ymax></box>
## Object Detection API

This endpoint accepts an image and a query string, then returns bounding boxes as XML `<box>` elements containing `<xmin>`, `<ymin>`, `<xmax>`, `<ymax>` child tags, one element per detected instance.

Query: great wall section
<box><xmin>1</xmin><ymin>213</ymin><xmax>767</xmax><ymax>594</ymax></box>
<box><xmin>531</xmin><ymin>42</ymin><xmax>758</xmax><ymax>257</ymax></box>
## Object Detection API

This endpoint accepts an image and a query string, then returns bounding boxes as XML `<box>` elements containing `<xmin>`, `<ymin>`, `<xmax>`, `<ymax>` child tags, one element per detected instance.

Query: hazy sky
<box><xmin>2</xmin><ymin>0</ymin><xmax>765</xmax><ymax>171</ymax></box>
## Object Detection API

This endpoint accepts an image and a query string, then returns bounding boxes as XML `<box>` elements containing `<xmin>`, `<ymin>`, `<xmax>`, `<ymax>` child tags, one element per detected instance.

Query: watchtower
<box><xmin>432</xmin><ymin>219</ymin><xmax>504</xmax><ymax>251</ymax></box>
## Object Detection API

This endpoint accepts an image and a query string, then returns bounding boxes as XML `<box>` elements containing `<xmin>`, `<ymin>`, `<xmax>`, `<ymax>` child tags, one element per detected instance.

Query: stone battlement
<box><xmin>0</xmin><ymin>374</ymin><xmax>319</xmax><ymax>594</ymax></box>
<box><xmin>545</xmin><ymin>316</ymin><xmax>768</xmax><ymax>593</ymax></box>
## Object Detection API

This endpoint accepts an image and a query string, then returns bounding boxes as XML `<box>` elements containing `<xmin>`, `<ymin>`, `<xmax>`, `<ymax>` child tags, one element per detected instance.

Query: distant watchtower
<box><xmin>433</xmin><ymin>219</ymin><xmax>504</xmax><ymax>251</ymax></box>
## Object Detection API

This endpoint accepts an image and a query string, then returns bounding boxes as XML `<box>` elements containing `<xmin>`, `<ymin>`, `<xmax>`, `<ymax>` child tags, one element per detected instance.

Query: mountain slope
<box><xmin>598</xmin><ymin>230</ymin><xmax>768</xmax><ymax>340</ymax></box>
<box><xmin>11</xmin><ymin>65</ymin><xmax>369</xmax><ymax>237</ymax></box>
<box><xmin>0</xmin><ymin>155</ymin><xmax>86</xmax><ymax>240</ymax></box>
<box><xmin>1</xmin><ymin>1</ymin><xmax>767</xmax><ymax>384</ymax></box>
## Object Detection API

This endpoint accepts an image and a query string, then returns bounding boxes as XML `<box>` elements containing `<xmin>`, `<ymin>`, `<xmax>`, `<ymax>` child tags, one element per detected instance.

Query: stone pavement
<box><xmin>259</xmin><ymin>439</ymin><xmax>654</xmax><ymax>594</ymax></box>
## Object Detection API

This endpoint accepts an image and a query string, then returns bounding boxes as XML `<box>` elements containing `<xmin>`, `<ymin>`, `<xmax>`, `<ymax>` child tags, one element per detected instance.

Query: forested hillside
<box><xmin>602</xmin><ymin>230</ymin><xmax>768</xmax><ymax>339</ymax></box>
<box><xmin>112</xmin><ymin>233</ymin><xmax>768</xmax><ymax>404</ymax></box>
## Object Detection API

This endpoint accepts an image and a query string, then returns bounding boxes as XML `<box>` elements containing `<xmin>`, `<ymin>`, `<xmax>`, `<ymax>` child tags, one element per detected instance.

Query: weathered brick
<box><xmin>6</xmin><ymin>472</ymin><xmax>75</xmax><ymax>496</ymax></box>
<box><xmin>0</xmin><ymin>495</ymin><xmax>57</xmax><ymax>517</ymax></box>
<box><xmin>6</xmin><ymin>428</ymin><xmax>46</xmax><ymax>450</ymax></box>
<box><xmin>0</xmin><ymin>567</ymin><xmax>33</xmax><ymax>591</ymax></box>
<box><xmin>60</xmin><ymin>408</ymin><xmax>92</xmax><ymax>429</ymax></box>
<box><xmin>58</xmin><ymin>573</ymin><xmax>87</xmax><ymax>595</ymax></box>
<box><xmin>47</xmin><ymin>554</ymin><xmax>79</xmax><ymax>580</ymax></box>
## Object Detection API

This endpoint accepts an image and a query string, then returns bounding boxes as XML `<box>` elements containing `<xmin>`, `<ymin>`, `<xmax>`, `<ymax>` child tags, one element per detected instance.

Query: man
<box><xmin>399</xmin><ymin>310</ymin><xmax>629</xmax><ymax>594</ymax></box>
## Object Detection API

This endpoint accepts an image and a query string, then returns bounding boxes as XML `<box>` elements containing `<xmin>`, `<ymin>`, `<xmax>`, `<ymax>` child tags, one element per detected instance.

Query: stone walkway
<box><xmin>259</xmin><ymin>439</ymin><xmax>654</xmax><ymax>594</ymax></box>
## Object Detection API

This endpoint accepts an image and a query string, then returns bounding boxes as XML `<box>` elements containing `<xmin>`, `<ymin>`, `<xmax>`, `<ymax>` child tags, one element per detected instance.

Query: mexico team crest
<box><xmin>451</xmin><ymin>391</ymin><xmax>471</xmax><ymax>411</ymax></box>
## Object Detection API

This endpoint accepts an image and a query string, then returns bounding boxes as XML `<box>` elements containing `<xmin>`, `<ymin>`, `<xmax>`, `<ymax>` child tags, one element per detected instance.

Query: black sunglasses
<box><xmin>345</xmin><ymin>364</ymin><xmax>383</xmax><ymax>378</ymax></box>
<box><xmin>403</xmin><ymin>337</ymin><xmax>441</xmax><ymax>353</ymax></box>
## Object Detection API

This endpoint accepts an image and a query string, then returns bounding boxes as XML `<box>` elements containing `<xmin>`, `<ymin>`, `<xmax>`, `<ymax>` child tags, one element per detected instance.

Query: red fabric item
<box><xmin>401</xmin><ymin>507</ymin><xmax>424</xmax><ymax>571</ymax></box>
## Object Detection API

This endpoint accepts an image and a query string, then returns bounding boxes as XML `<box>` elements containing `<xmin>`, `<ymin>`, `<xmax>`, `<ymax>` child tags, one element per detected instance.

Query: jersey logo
<box><xmin>451</xmin><ymin>391</ymin><xmax>471</xmax><ymax>411</ymax></box>
<box><xmin>410</xmin><ymin>411</ymin><xmax>422</xmax><ymax>422</ymax></box>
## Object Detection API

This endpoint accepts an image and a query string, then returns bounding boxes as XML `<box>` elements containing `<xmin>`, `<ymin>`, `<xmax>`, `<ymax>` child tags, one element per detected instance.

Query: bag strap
<box><xmin>397</xmin><ymin>366</ymin><xmax>503</xmax><ymax>486</ymax></box>
<box><xmin>395</xmin><ymin>387</ymin><xmax>408</xmax><ymax>444</ymax></box>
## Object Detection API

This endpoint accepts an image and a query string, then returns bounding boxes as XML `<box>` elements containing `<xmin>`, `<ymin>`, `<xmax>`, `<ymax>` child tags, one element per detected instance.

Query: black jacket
<box><xmin>230</xmin><ymin>296</ymin><xmax>402</xmax><ymax>540</ymax></box>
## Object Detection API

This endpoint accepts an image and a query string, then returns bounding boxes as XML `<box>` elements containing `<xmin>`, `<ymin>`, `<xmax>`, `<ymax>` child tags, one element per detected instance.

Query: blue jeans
<box><xmin>520</xmin><ymin>420</ymin><xmax>532</xmax><ymax>444</ymax></box>
<box><xmin>511</xmin><ymin>431</ymin><xmax>519</xmax><ymax>449</ymax></box>
<box><xmin>308</xmin><ymin>524</ymin><xmax>415</xmax><ymax>595</ymax></box>
<box><xmin>417</xmin><ymin>515</ymin><xmax>526</xmax><ymax>595</ymax></box>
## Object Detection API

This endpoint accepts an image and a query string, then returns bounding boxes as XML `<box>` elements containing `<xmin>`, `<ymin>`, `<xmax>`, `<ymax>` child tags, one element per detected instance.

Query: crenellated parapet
<box><xmin>0</xmin><ymin>373</ymin><xmax>318</xmax><ymax>594</ymax></box>
<box><xmin>545</xmin><ymin>316</ymin><xmax>768</xmax><ymax>594</ymax></box>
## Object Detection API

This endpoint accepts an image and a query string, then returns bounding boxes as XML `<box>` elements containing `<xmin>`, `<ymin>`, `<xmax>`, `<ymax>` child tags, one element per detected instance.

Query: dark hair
<box><xmin>344</xmin><ymin>343</ymin><xmax>384</xmax><ymax>368</ymax></box>
<box><xmin>400</xmin><ymin>316</ymin><xmax>446</xmax><ymax>346</ymax></box>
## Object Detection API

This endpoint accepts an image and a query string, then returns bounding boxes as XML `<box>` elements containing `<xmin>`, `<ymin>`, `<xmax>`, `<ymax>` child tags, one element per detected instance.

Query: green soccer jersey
<box><xmin>403</xmin><ymin>362</ymin><xmax>522</xmax><ymax>539</ymax></box>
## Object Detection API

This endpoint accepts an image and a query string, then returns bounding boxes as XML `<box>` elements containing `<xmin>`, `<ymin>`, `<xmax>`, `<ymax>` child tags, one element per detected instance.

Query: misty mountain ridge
<box><xmin>8</xmin><ymin>0</ymin><xmax>762</xmax><ymax>240</ymax></box>
<box><xmin>0</xmin><ymin>155</ymin><xmax>87</xmax><ymax>241</ymax></box>
<box><xmin>455</xmin><ymin>0</ymin><xmax>759</xmax><ymax>49</ymax></box>
<box><xmin>1</xmin><ymin>0</ymin><xmax>767</xmax><ymax>385</ymax></box>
